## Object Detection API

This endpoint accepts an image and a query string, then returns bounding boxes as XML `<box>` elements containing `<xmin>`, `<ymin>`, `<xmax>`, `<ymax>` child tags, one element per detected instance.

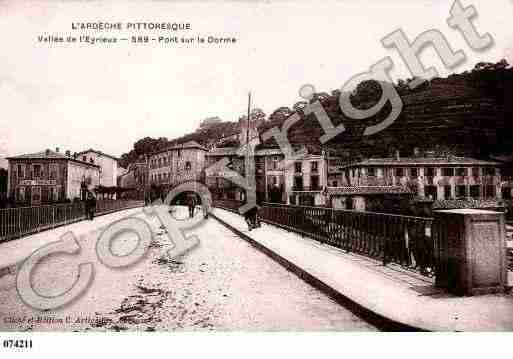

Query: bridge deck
<box><xmin>211</xmin><ymin>207</ymin><xmax>513</xmax><ymax>331</ymax></box>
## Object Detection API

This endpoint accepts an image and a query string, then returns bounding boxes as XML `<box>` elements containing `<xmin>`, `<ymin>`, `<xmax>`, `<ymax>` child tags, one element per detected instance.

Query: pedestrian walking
<box><xmin>244</xmin><ymin>203</ymin><xmax>261</xmax><ymax>231</ymax></box>
<box><xmin>202</xmin><ymin>195</ymin><xmax>211</xmax><ymax>219</ymax></box>
<box><xmin>85</xmin><ymin>191</ymin><xmax>97</xmax><ymax>220</ymax></box>
<box><xmin>185</xmin><ymin>193</ymin><xmax>197</xmax><ymax>218</ymax></box>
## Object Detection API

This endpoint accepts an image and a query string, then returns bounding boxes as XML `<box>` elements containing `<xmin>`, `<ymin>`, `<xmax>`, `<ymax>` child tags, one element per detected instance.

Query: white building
<box><xmin>285</xmin><ymin>153</ymin><xmax>327</xmax><ymax>206</ymax></box>
<box><xmin>77</xmin><ymin>149</ymin><xmax>120</xmax><ymax>187</ymax></box>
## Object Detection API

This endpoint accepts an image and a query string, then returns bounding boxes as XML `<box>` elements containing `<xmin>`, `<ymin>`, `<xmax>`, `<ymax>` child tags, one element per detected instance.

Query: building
<box><xmin>7</xmin><ymin>148</ymin><xmax>100</xmax><ymax>205</ymax></box>
<box><xmin>118</xmin><ymin>161</ymin><xmax>148</xmax><ymax>200</ymax></box>
<box><xmin>286</xmin><ymin>153</ymin><xmax>327</xmax><ymax>206</ymax></box>
<box><xmin>77</xmin><ymin>148</ymin><xmax>120</xmax><ymax>187</ymax></box>
<box><xmin>148</xmin><ymin>140</ymin><xmax>207</xmax><ymax>190</ymax></box>
<box><xmin>205</xmin><ymin>147</ymin><xmax>243</xmax><ymax>201</ymax></box>
<box><xmin>329</xmin><ymin>154</ymin><xmax>510</xmax><ymax>212</ymax></box>
<box><xmin>205</xmin><ymin>146</ymin><xmax>286</xmax><ymax>203</ymax></box>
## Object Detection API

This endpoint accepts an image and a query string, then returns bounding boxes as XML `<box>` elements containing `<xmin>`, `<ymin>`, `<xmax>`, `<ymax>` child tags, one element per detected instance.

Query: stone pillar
<box><xmin>433</xmin><ymin>209</ymin><xmax>507</xmax><ymax>296</ymax></box>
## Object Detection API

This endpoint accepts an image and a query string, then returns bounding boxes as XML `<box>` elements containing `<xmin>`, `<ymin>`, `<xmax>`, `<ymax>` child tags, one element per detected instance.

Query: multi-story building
<box><xmin>285</xmin><ymin>153</ymin><xmax>327</xmax><ymax>206</ymax></box>
<box><xmin>148</xmin><ymin>141</ymin><xmax>207</xmax><ymax>190</ymax></box>
<box><xmin>329</xmin><ymin>154</ymin><xmax>510</xmax><ymax>212</ymax></box>
<box><xmin>205</xmin><ymin>147</ymin><xmax>245</xmax><ymax>201</ymax></box>
<box><xmin>77</xmin><ymin>148</ymin><xmax>120</xmax><ymax>187</ymax></box>
<box><xmin>7</xmin><ymin>148</ymin><xmax>100</xmax><ymax>205</ymax></box>
<box><xmin>339</xmin><ymin>156</ymin><xmax>506</xmax><ymax>200</ymax></box>
<box><xmin>205</xmin><ymin>147</ymin><xmax>286</xmax><ymax>203</ymax></box>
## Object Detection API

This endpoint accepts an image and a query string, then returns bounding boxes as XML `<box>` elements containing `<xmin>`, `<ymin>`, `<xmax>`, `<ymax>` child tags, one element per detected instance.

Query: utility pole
<box><xmin>247</xmin><ymin>92</ymin><xmax>251</xmax><ymax>148</ymax></box>
<box><xmin>245</xmin><ymin>92</ymin><xmax>255</xmax><ymax>207</ymax></box>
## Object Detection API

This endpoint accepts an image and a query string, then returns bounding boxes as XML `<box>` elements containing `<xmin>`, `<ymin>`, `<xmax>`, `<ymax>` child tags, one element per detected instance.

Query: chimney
<box><xmin>65</xmin><ymin>150</ymin><xmax>71</xmax><ymax>157</ymax></box>
<box><xmin>55</xmin><ymin>147</ymin><xmax>60</xmax><ymax>153</ymax></box>
<box><xmin>45</xmin><ymin>149</ymin><xmax>50</xmax><ymax>156</ymax></box>
<box><xmin>395</xmin><ymin>150</ymin><xmax>400</xmax><ymax>161</ymax></box>
<box><xmin>413</xmin><ymin>147</ymin><xmax>420</xmax><ymax>157</ymax></box>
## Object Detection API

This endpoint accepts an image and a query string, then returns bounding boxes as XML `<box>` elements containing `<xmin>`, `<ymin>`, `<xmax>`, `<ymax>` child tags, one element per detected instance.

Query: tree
<box><xmin>268</xmin><ymin>106</ymin><xmax>294</xmax><ymax>124</ymax></box>
<box><xmin>199</xmin><ymin>116</ymin><xmax>222</xmax><ymax>130</ymax></box>
<box><xmin>238</xmin><ymin>108</ymin><xmax>267</xmax><ymax>123</ymax></box>
<box><xmin>292</xmin><ymin>101</ymin><xmax>308</xmax><ymax>113</ymax></box>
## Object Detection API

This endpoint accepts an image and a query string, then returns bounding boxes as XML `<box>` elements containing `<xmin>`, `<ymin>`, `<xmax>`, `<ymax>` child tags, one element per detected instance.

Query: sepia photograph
<box><xmin>1</xmin><ymin>1</ymin><xmax>513</xmax><ymax>353</ymax></box>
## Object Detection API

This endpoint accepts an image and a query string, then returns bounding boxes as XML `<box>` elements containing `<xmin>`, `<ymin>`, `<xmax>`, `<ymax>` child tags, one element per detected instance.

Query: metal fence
<box><xmin>214</xmin><ymin>199</ymin><xmax>435</xmax><ymax>276</ymax></box>
<box><xmin>0</xmin><ymin>200</ymin><xmax>143</xmax><ymax>243</ymax></box>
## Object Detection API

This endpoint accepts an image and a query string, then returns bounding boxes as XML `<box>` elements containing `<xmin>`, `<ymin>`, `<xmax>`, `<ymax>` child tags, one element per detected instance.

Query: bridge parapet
<box><xmin>214</xmin><ymin>199</ymin><xmax>509</xmax><ymax>295</ymax></box>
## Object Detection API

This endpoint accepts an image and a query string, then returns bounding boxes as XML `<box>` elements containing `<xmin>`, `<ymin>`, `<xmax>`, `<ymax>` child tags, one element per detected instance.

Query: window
<box><xmin>33</xmin><ymin>164</ymin><xmax>42</xmax><ymax>178</ymax></box>
<box><xmin>484</xmin><ymin>167</ymin><xmax>496</xmax><ymax>176</ymax></box>
<box><xmin>270</xmin><ymin>157</ymin><xmax>279</xmax><ymax>170</ymax></box>
<box><xmin>17</xmin><ymin>164</ymin><xmax>25</xmax><ymax>178</ymax></box>
<box><xmin>82</xmin><ymin>156</ymin><xmax>87</xmax><ymax>161</ymax></box>
<box><xmin>311</xmin><ymin>161</ymin><xmax>318</xmax><ymax>173</ymax></box>
<box><xmin>425</xmin><ymin>167</ymin><xmax>435</xmax><ymax>177</ymax></box>
<box><xmin>32</xmin><ymin>186</ymin><xmax>41</xmax><ymax>202</ymax></box>
<box><xmin>293</xmin><ymin>176</ymin><xmax>303</xmax><ymax>191</ymax></box>
<box><xmin>443</xmin><ymin>185</ymin><xmax>452</xmax><ymax>199</ymax></box>
<box><xmin>177</xmin><ymin>150</ymin><xmax>182</xmax><ymax>157</ymax></box>
<box><xmin>311</xmin><ymin>176</ymin><xmax>320</xmax><ymax>190</ymax></box>
<box><xmin>332</xmin><ymin>180</ymin><xmax>338</xmax><ymax>187</ymax></box>
<box><xmin>16</xmin><ymin>186</ymin><xmax>25</xmax><ymax>201</ymax></box>
<box><xmin>456</xmin><ymin>185</ymin><xmax>467</xmax><ymax>199</ymax></box>
<box><xmin>425</xmin><ymin>185</ymin><xmax>437</xmax><ymax>200</ymax></box>
<box><xmin>456</xmin><ymin>168</ymin><xmax>467</xmax><ymax>177</ymax></box>
<box><xmin>472</xmin><ymin>167</ymin><xmax>480</xmax><ymax>177</ymax></box>
<box><xmin>442</xmin><ymin>168</ymin><xmax>454</xmax><ymax>177</ymax></box>
<box><xmin>470</xmin><ymin>185</ymin><xmax>480</xmax><ymax>199</ymax></box>
<box><xmin>294</xmin><ymin>162</ymin><xmax>302</xmax><ymax>173</ymax></box>
<box><xmin>51</xmin><ymin>187</ymin><xmax>59</xmax><ymax>201</ymax></box>
<box><xmin>367</xmin><ymin>167</ymin><xmax>376</xmax><ymax>176</ymax></box>
<box><xmin>502</xmin><ymin>187</ymin><xmax>512</xmax><ymax>200</ymax></box>
<box><xmin>410</xmin><ymin>168</ymin><xmax>418</xmax><ymax>177</ymax></box>
<box><xmin>49</xmin><ymin>164</ymin><xmax>58</xmax><ymax>180</ymax></box>
<box><xmin>395</xmin><ymin>168</ymin><xmax>404</xmax><ymax>177</ymax></box>
<box><xmin>485</xmin><ymin>185</ymin><xmax>495</xmax><ymax>198</ymax></box>
<box><xmin>185</xmin><ymin>161</ymin><xmax>192</xmax><ymax>171</ymax></box>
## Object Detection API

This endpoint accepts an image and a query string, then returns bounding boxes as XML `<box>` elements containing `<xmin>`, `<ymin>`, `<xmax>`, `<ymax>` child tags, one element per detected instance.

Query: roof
<box><xmin>77</xmin><ymin>148</ymin><xmax>120</xmax><ymax>162</ymax></box>
<box><xmin>254</xmin><ymin>148</ymin><xmax>283</xmax><ymax>156</ymax></box>
<box><xmin>342</xmin><ymin>156</ymin><xmax>501</xmax><ymax>168</ymax></box>
<box><xmin>7</xmin><ymin>149</ymin><xmax>100</xmax><ymax>168</ymax></box>
<box><xmin>206</xmin><ymin>147</ymin><xmax>239</xmax><ymax>156</ymax></box>
<box><xmin>430</xmin><ymin>199</ymin><xmax>504</xmax><ymax>210</ymax></box>
<box><xmin>169</xmin><ymin>140</ymin><xmax>207</xmax><ymax>151</ymax></box>
<box><xmin>153</xmin><ymin>140</ymin><xmax>207</xmax><ymax>155</ymax></box>
<box><xmin>326</xmin><ymin>185</ymin><xmax>412</xmax><ymax>195</ymax></box>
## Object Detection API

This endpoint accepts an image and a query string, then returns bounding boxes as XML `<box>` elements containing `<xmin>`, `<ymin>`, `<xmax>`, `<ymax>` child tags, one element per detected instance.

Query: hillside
<box><xmin>120</xmin><ymin>60</ymin><xmax>513</xmax><ymax>168</ymax></box>
<box><xmin>259</xmin><ymin>60</ymin><xmax>513</xmax><ymax>160</ymax></box>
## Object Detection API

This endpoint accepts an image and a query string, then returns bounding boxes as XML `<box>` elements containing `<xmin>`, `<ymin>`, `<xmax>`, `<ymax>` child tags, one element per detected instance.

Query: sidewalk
<box><xmin>0</xmin><ymin>207</ymin><xmax>144</xmax><ymax>273</ymax></box>
<box><xmin>211</xmin><ymin>207</ymin><xmax>513</xmax><ymax>331</ymax></box>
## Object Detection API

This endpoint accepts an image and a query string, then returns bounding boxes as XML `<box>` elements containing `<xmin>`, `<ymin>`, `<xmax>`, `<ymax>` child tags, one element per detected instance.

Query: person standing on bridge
<box><xmin>85</xmin><ymin>191</ymin><xmax>97</xmax><ymax>221</ymax></box>
<box><xmin>185</xmin><ymin>192</ymin><xmax>197</xmax><ymax>218</ymax></box>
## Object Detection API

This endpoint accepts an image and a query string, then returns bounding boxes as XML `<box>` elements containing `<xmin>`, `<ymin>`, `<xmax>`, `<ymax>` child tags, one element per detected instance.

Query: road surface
<box><xmin>0</xmin><ymin>207</ymin><xmax>377</xmax><ymax>331</ymax></box>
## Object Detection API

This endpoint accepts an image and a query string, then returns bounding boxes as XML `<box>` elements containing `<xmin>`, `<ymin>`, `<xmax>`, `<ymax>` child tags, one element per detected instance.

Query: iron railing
<box><xmin>214</xmin><ymin>199</ymin><xmax>435</xmax><ymax>276</ymax></box>
<box><xmin>0</xmin><ymin>200</ymin><xmax>143</xmax><ymax>243</ymax></box>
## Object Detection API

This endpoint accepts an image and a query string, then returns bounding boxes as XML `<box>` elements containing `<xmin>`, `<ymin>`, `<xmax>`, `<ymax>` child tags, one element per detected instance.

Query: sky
<box><xmin>1</xmin><ymin>0</ymin><xmax>512</xmax><ymax>167</ymax></box>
